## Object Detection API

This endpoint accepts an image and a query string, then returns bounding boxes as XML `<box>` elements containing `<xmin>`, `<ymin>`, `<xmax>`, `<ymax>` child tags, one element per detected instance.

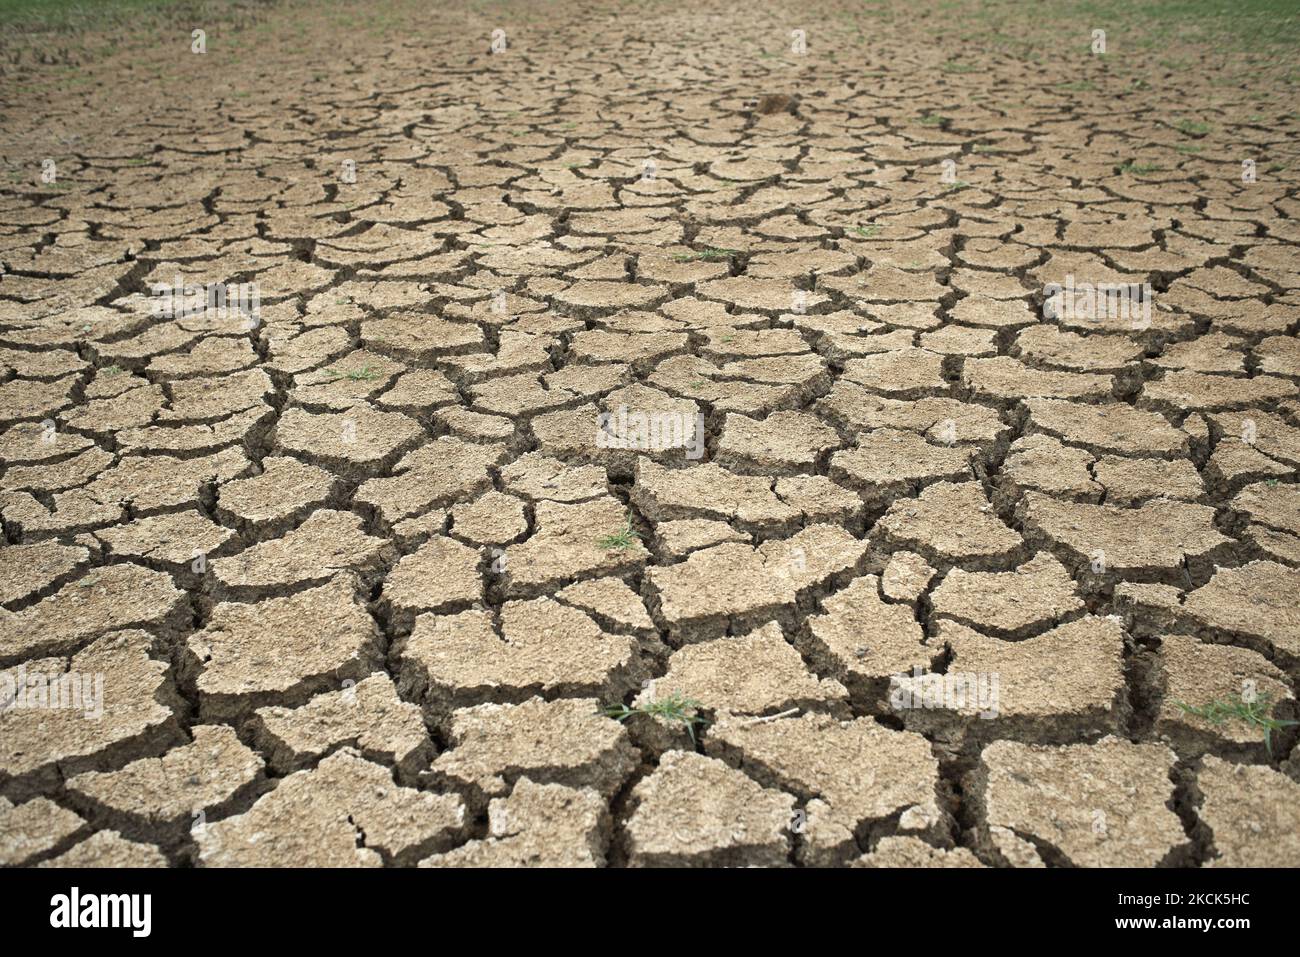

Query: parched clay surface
<box><xmin>1</xmin><ymin>0</ymin><xmax>1297</xmax><ymax>868</ymax></box>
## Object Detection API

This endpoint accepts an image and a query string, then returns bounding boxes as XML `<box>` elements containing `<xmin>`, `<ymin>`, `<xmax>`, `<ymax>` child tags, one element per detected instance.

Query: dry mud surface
<box><xmin>2</xmin><ymin>0</ymin><xmax>1300</xmax><ymax>868</ymax></box>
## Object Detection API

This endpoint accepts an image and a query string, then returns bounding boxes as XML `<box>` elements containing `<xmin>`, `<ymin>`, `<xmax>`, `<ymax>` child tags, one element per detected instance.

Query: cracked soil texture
<box><xmin>1</xmin><ymin>0</ymin><xmax>1299</xmax><ymax>868</ymax></box>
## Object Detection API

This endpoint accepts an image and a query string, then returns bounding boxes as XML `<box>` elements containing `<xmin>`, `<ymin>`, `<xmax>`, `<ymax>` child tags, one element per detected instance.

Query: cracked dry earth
<box><xmin>3</xmin><ymin>0</ymin><xmax>1300</xmax><ymax>869</ymax></box>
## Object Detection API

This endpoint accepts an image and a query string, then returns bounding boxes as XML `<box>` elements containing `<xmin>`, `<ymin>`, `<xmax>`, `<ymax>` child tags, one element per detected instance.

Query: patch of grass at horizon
<box><xmin>0</xmin><ymin>0</ymin><xmax>190</xmax><ymax>30</ymax></box>
<box><xmin>925</xmin><ymin>0</ymin><xmax>1300</xmax><ymax>54</ymax></box>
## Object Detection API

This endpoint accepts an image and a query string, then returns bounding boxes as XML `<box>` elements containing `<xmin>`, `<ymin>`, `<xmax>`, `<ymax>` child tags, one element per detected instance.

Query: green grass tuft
<box><xmin>672</xmin><ymin>247</ymin><xmax>736</xmax><ymax>262</ymax></box>
<box><xmin>1119</xmin><ymin>160</ymin><xmax>1166</xmax><ymax>174</ymax></box>
<box><xmin>603</xmin><ymin>690</ymin><xmax>706</xmax><ymax>743</ymax></box>
<box><xmin>596</xmin><ymin>511</ymin><xmax>642</xmax><ymax>551</ymax></box>
<box><xmin>1175</xmin><ymin>693</ymin><xmax>1298</xmax><ymax>757</ymax></box>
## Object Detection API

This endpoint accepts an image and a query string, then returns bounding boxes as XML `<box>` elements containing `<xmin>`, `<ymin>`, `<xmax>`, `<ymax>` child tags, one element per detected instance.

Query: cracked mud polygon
<box><xmin>2</xmin><ymin>0</ymin><xmax>1299</xmax><ymax>870</ymax></box>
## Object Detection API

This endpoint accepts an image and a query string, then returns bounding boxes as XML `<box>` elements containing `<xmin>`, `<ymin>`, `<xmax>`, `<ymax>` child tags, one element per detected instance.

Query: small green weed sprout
<box><xmin>603</xmin><ymin>690</ymin><xmax>706</xmax><ymax>743</ymax></box>
<box><xmin>1175</xmin><ymin>693</ymin><xmax>1298</xmax><ymax>757</ymax></box>
<box><xmin>596</xmin><ymin>511</ymin><xmax>642</xmax><ymax>551</ymax></box>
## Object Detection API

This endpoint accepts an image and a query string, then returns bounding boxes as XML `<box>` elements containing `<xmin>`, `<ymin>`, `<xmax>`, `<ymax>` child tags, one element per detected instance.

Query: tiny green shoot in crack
<box><xmin>1175</xmin><ymin>694</ymin><xmax>1298</xmax><ymax>757</ymax></box>
<box><xmin>603</xmin><ymin>690</ymin><xmax>706</xmax><ymax>744</ymax></box>
<box><xmin>672</xmin><ymin>247</ymin><xmax>735</xmax><ymax>262</ymax></box>
<box><xmin>1120</xmin><ymin>160</ymin><xmax>1165</xmax><ymax>174</ymax></box>
<box><xmin>596</xmin><ymin>512</ymin><xmax>642</xmax><ymax>551</ymax></box>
